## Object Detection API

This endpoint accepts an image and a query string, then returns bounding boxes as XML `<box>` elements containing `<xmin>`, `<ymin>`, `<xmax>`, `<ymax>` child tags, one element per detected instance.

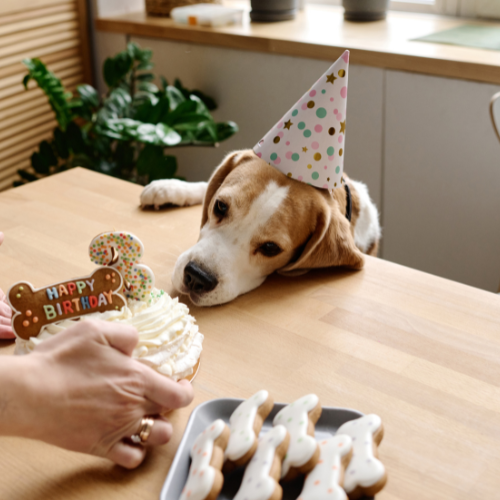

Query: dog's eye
<box><xmin>213</xmin><ymin>199</ymin><xmax>228</xmax><ymax>219</ymax></box>
<box><xmin>258</xmin><ymin>242</ymin><xmax>283</xmax><ymax>257</ymax></box>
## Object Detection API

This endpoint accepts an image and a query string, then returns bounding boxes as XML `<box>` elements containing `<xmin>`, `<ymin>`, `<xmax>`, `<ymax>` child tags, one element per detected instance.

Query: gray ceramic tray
<box><xmin>160</xmin><ymin>397</ymin><xmax>364</xmax><ymax>500</ymax></box>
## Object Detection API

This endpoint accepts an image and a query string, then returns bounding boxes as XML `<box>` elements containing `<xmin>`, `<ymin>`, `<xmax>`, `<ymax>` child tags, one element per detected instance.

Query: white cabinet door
<box><xmin>384</xmin><ymin>70</ymin><xmax>500</xmax><ymax>291</ymax></box>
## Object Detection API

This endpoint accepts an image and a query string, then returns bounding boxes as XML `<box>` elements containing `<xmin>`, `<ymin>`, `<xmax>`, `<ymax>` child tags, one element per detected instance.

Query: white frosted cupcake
<box><xmin>15</xmin><ymin>289</ymin><xmax>203</xmax><ymax>381</ymax></box>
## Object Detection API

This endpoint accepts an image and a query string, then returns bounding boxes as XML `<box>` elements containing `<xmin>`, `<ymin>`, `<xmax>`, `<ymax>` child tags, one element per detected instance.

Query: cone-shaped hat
<box><xmin>253</xmin><ymin>50</ymin><xmax>349</xmax><ymax>189</ymax></box>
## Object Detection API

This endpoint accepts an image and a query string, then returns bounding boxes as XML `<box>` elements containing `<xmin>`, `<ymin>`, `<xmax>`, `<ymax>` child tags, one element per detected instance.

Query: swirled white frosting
<box><xmin>14</xmin><ymin>289</ymin><xmax>203</xmax><ymax>381</ymax></box>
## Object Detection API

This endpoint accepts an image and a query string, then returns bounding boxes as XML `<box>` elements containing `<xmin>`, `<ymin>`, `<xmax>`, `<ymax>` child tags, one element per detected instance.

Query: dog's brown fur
<box><xmin>201</xmin><ymin>149</ymin><xmax>376</xmax><ymax>275</ymax></box>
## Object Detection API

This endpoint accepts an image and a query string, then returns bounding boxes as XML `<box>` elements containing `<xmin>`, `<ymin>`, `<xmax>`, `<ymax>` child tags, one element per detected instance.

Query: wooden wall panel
<box><xmin>0</xmin><ymin>0</ymin><xmax>91</xmax><ymax>191</ymax></box>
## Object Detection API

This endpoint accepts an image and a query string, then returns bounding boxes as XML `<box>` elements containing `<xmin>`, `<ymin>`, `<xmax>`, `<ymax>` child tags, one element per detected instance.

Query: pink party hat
<box><xmin>254</xmin><ymin>50</ymin><xmax>349</xmax><ymax>190</ymax></box>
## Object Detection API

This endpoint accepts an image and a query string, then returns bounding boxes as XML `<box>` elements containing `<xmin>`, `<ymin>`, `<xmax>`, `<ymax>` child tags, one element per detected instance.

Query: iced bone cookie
<box><xmin>180</xmin><ymin>419</ymin><xmax>230</xmax><ymax>500</ymax></box>
<box><xmin>234</xmin><ymin>425</ymin><xmax>290</xmax><ymax>500</ymax></box>
<box><xmin>335</xmin><ymin>414</ymin><xmax>387</xmax><ymax>499</ymax></box>
<box><xmin>272</xmin><ymin>394</ymin><xmax>322</xmax><ymax>480</ymax></box>
<box><xmin>225</xmin><ymin>390</ymin><xmax>274</xmax><ymax>468</ymax></box>
<box><xmin>8</xmin><ymin>268</ymin><xmax>126</xmax><ymax>340</ymax></box>
<box><xmin>297</xmin><ymin>434</ymin><xmax>353</xmax><ymax>500</ymax></box>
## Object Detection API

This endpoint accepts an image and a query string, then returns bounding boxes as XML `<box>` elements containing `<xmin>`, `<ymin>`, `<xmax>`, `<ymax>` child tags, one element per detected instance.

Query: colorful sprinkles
<box><xmin>89</xmin><ymin>231</ymin><xmax>155</xmax><ymax>301</ymax></box>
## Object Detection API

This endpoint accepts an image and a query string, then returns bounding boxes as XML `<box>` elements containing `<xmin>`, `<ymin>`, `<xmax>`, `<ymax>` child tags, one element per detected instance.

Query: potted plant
<box><xmin>17</xmin><ymin>42</ymin><xmax>238</xmax><ymax>186</ymax></box>
<box><xmin>250</xmin><ymin>0</ymin><xmax>298</xmax><ymax>22</ymax></box>
<box><xmin>342</xmin><ymin>0</ymin><xmax>389</xmax><ymax>21</ymax></box>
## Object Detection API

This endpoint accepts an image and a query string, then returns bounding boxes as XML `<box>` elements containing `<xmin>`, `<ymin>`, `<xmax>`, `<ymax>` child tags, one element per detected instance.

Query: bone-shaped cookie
<box><xmin>8</xmin><ymin>267</ymin><xmax>127</xmax><ymax>340</ymax></box>
<box><xmin>225</xmin><ymin>389</ymin><xmax>274</xmax><ymax>469</ymax></box>
<box><xmin>272</xmin><ymin>393</ymin><xmax>322</xmax><ymax>480</ymax></box>
<box><xmin>233</xmin><ymin>425</ymin><xmax>290</xmax><ymax>500</ymax></box>
<box><xmin>297</xmin><ymin>434</ymin><xmax>353</xmax><ymax>500</ymax></box>
<box><xmin>335</xmin><ymin>414</ymin><xmax>387</xmax><ymax>499</ymax></box>
<box><xmin>180</xmin><ymin>419</ymin><xmax>230</xmax><ymax>500</ymax></box>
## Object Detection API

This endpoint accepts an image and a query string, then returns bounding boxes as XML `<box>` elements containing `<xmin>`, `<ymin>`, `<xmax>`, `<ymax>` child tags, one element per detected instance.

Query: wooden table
<box><xmin>0</xmin><ymin>168</ymin><xmax>499</xmax><ymax>499</ymax></box>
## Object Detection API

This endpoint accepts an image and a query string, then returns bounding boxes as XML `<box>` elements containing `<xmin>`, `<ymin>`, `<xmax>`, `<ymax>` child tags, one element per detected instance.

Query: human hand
<box><xmin>13</xmin><ymin>321</ymin><xmax>194</xmax><ymax>468</ymax></box>
<box><xmin>0</xmin><ymin>232</ymin><xmax>14</xmax><ymax>339</ymax></box>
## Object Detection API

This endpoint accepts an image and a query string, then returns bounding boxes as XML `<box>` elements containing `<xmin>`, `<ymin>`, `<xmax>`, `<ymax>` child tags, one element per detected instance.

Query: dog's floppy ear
<box><xmin>280</xmin><ymin>194</ymin><xmax>364</xmax><ymax>274</ymax></box>
<box><xmin>201</xmin><ymin>150</ymin><xmax>256</xmax><ymax>227</ymax></box>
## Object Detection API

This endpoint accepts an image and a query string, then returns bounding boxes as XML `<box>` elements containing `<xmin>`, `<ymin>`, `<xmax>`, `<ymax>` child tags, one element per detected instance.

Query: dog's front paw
<box><xmin>140</xmin><ymin>179</ymin><xmax>206</xmax><ymax>209</ymax></box>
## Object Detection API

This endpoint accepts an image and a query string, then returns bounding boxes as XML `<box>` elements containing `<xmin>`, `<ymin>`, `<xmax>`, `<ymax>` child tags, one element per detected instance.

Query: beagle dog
<box><xmin>140</xmin><ymin>150</ymin><xmax>381</xmax><ymax>306</ymax></box>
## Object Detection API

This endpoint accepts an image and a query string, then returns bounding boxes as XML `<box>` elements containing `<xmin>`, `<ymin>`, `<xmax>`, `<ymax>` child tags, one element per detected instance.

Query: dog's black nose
<box><xmin>184</xmin><ymin>262</ymin><xmax>218</xmax><ymax>293</ymax></box>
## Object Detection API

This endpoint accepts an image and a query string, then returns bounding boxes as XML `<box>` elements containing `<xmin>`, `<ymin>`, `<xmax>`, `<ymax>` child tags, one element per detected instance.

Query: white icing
<box><xmin>272</xmin><ymin>394</ymin><xmax>319</xmax><ymax>478</ymax></box>
<box><xmin>335</xmin><ymin>414</ymin><xmax>385</xmax><ymax>493</ymax></box>
<box><xmin>180</xmin><ymin>419</ymin><xmax>227</xmax><ymax>500</ymax></box>
<box><xmin>14</xmin><ymin>288</ymin><xmax>203</xmax><ymax>381</ymax></box>
<box><xmin>234</xmin><ymin>425</ymin><xmax>288</xmax><ymax>500</ymax></box>
<box><xmin>297</xmin><ymin>435</ymin><xmax>352</xmax><ymax>500</ymax></box>
<box><xmin>226</xmin><ymin>390</ymin><xmax>269</xmax><ymax>462</ymax></box>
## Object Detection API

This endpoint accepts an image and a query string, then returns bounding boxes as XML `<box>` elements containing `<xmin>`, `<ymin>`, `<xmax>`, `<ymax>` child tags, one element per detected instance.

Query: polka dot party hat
<box><xmin>253</xmin><ymin>50</ymin><xmax>349</xmax><ymax>190</ymax></box>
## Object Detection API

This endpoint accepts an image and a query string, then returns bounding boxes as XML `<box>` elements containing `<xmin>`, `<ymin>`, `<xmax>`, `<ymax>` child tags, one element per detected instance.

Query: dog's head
<box><xmin>172</xmin><ymin>150</ymin><xmax>364</xmax><ymax>306</ymax></box>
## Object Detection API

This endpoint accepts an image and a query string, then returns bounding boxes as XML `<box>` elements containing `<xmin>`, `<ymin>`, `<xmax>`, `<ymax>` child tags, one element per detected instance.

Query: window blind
<box><xmin>0</xmin><ymin>0</ymin><xmax>92</xmax><ymax>191</ymax></box>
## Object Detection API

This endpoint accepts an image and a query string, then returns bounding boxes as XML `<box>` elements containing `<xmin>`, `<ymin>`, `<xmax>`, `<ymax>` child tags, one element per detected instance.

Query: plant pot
<box><xmin>342</xmin><ymin>0</ymin><xmax>389</xmax><ymax>21</ymax></box>
<box><xmin>250</xmin><ymin>0</ymin><xmax>298</xmax><ymax>22</ymax></box>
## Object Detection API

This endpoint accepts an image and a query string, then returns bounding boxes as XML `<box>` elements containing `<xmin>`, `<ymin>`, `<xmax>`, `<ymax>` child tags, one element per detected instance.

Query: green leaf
<box><xmin>128</xmin><ymin>42</ymin><xmax>152</xmax><ymax>63</ymax></box>
<box><xmin>22</xmin><ymin>74</ymin><xmax>31</xmax><ymax>90</ymax></box>
<box><xmin>194</xmin><ymin>121</ymin><xmax>238</xmax><ymax>144</ymax></box>
<box><xmin>191</xmin><ymin>90</ymin><xmax>217</xmax><ymax>111</ymax></box>
<box><xmin>22</xmin><ymin>58</ymin><xmax>73</xmax><ymax>130</ymax></box>
<box><xmin>164</xmin><ymin>100</ymin><xmax>197</xmax><ymax>126</ymax></box>
<box><xmin>188</xmin><ymin>94</ymin><xmax>211</xmax><ymax>118</ymax></box>
<box><xmin>92</xmin><ymin>135</ymin><xmax>112</xmax><ymax>157</ymax></box>
<box><xmin>137</xmin><ymin>61</ymin><xmax>154</xmax><ymax>71</ymax></box>
<box><xmin>97</xmin><ymin>118</ymin><xmax>181</xmax><ymax>146</ymax></box>
<box><xmin>174</xmin><ymin>78</ymin><xmax>217</xmax><ymax>110</ymax></box>
<box><xmin>136</xmin><ymin>145</ymin><xmax>177</xmax><ymax>181</ymax></box>
<box><xmin>103</xmin><ymin>51</ymin><xmax>133</xmax><ymax>88</ymax></box>
<box><xmin>66</xmin><ymin>122</ymin><xmax>86</xmax><ymax>154</ymax></box>
<box><xmin>94</xmin><ymin>158</ymin><xmax>119</xmax><ymax>176</ymax></box>
<box><xmin>77</xmin><ymin>84</ymin><xmax>99</xmax><ymax>108</ymax></box>
<box><xmin>39</xmin><ymin>140</ymin><xmax>58</xmax><ymax>167</ymax></box>
<box><xmin>134</xmin><ymin>95</ymin><xmax>170</xmax><ymax>124</ymax></box>
<box><xmin>159</xmin><ymin>75</ymin><xmax>169</xmax><ymax>91</ymax></box>
<box><xmin>159</xmin><ymin>155</ymin><xmax>177</xmax><ymax>180</ymax></box>
<box><xmin>215</xmin><ymin>121</ymin><xmax>239</xmax><ymax>142</ymax></box>
<box><xmin>136</xmin><ymin>73</ymin><xmax>154</xmax><ymax>81</ymax></box>
<box><xmin>115</xmin><ymin>141</ymin><xmax>135</xmax><ymax>169</ymax></box>
<box><xmin>164</xmin><ymin>85</ymin><xmax>185</xmax><ymax>111</ymax></box>
<box><xmin>97</xmin><ymin>88</ymin><xmax>132</xmax><ymax>123</ymax></box>
<box><xmin>155</xmin><ymin>123</ymin><xmax>183</xmax><ymax>146</ymax></box>
<box><xmin>71</xmin><ymin>84</ymin><xmax>99</xmax><ymax>121</ymax></box>
<box><xmin>174</xmin><ymin>78</ymin><xmax>191</xmax><ymax>100</ymax></box>
<box><xmin>53</xmin><ymin>127</ymin><xmax>69</xmax><ymax>159</ymax></box>
<box><xmin>138</xmin><ymin>81</ymin><xmax>158</xmax><ymax>94</ymax></box>
<box><xmin>31</xmin><ymin>152</ymin><xmax>50</xmax><ymax>174</ymax></box>
<box><xmin>17</xmin><ymin>169</ymin><xmax>38</xmax><ymax>182</ymax></box>
<box><xmin>200</xmin><ymin>121</ymin><xmax>218</xmax><ymax>142</ymax></box>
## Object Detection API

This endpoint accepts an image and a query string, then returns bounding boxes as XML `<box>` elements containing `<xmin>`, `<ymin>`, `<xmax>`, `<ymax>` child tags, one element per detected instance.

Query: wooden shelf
<box><xmin>95</xmin><ymin>1</ymin><xmax>500</xmax><ymax>84</ymax></box>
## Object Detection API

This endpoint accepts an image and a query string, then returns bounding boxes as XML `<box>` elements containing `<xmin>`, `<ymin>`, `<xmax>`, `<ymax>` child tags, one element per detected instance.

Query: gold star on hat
<box><xmin>326</xmin><ymin>73</ymin><xmax>337</xmax><ymax>84</ymax></box>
